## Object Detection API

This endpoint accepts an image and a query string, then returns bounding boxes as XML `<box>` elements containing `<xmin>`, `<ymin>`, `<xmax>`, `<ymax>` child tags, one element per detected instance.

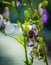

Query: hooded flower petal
<box><xmin>42</xmin><ymin>11</ymin><xmax>49</xmax><ymax>24</ymax></box>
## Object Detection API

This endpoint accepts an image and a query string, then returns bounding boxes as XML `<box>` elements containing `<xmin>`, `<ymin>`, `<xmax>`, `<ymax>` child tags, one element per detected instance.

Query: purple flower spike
<box><xmin>16</xmin><ymin>2</ymin><xmax>22</xmax><ymax>7</ymax></box>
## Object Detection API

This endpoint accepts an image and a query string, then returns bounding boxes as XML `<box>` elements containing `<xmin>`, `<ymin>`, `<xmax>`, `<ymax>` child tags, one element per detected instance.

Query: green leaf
<box><xmin>17</xmin><ymin>34</ymin><xmax>24</xmax><ymax>45</ymax></box>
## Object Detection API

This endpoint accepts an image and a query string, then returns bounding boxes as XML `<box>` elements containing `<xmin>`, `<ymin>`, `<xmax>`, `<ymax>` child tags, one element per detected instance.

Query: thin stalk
<box><xmin>18</xmin><ymin>8</ymin><xmax>29</xmax><ymax>65</ymax></box>
<box><xmin>43</xmin><ymin>46</ymin><xmax>49</xmax><ymax>65</ymax></box>
<box><xmin>24</xmin><ymin>37</ymin><xmax>28</xmax><ymax>65</ymax></box>
<box><xmin>1</xmin><ymin>31</ymin><xmax>17</xmax><ymax>40</ymax></box>
<box><xmin>31</xmin><ymin>56</ymin><xmax>34</xmax><ymax>65</ymax></box>
<box><xmin>27</xmin><ymin>0</ymin><xmax>34</xmax><ymax>14</ymax></box>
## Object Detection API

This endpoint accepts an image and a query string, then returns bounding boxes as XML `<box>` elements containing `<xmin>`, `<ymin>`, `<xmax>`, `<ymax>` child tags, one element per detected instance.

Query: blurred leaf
<box><xmin>17</xmin><ymin>21</ymin><xmax>21</xmax><ymax>27</ymax></box>
<box><xmin>24</xmin><ymin>19</ymin><xmax>31</xmax><ymax>26</ymax></box>
<box><xmin>17</xmin><ymin>34</ymin><xmax>24</xmax><ymax>45</ymax></box>
<box><xmin>2</xmin><ymin>0</ymin><xmax>11</xmax><ymax>5</ymax></box>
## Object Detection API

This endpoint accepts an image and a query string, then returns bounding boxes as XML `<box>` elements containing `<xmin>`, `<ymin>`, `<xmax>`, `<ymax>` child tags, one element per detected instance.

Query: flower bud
<box><xmin>12</xmin><ymin>1</ymin><xmax>15</xmax><ymax>7</ymax></box>
<box><xmin>41</xmin><ymin>1</ymin><xmax>48</xmax><ymax>8</ymax></box>
<box><xmin>24</xmin><ymin>10</ymin><xmax>30</xmax><ymax>20</ymax></box>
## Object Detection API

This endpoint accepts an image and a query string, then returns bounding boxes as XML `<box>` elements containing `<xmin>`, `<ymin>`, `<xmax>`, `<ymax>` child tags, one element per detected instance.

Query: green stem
<box><xmin>20</xmin><ymin>20</ymin><xmax>28</xmax><ymax>65</ymax></box>
<box><xmin>31</xmin><ymin>56</ymin><xmax>33</xmax><ymax>65</ymax></box>
<box><xmin>24</xmin><ymin>36</ymin><xmax>28</xmax><ymax>65</ymax></box>
<box><xmin>1</xmin><ymin>31</ymin><xmax>17</xmax><ymax>40</ymax></box>
<box><xmin>18</xmin><ymin>2</ymin><xmax>34</xmax><ymax>65</ymax></box>
<box><xmin>43</xmin><ymin>46</ymin><xmax>49</xmax><ymax>65</ymax></box>
<box><xmin>20</xmin><ymin>22</ymin><xmax>28</xmax><ymax>65</ymax></box>
<box><xmin>27</xmin><ymin>0</ymin><xmax>34</xmax><ymax>14</ymax></box>
<box><xmin>18</xmin><ymin>8</ymin><xmax>29</xmax><ymax>65</ymax></box>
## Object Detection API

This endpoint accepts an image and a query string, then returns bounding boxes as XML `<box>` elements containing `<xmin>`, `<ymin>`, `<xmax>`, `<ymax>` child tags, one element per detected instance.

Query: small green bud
<box><xmin>12</xmin><ymin>1</ymin><xmax>15</xmax><ymax>7</ymax></box>
<box><xmin>24</xmin><ymin>10</ymin><xmax>30</xmax><ymax>20</ymax></box>
<box><xmin>41</xmin><ymin>1</ymin><xmax>48</xmax><ymax>8</ymax></box>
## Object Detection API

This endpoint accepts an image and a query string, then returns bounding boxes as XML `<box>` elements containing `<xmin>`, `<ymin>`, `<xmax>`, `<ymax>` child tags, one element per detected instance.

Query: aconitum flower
<box><xmin>16</xmin><ymin>2</ymin><xmax>22</xmax><ymax>7</ymax></box>
<box><xmin>42</xmin><ymin>10</ymin><xmax>49</xmax><ymax>24</ymax></box>
<box><xmin>31</xmin><ymin>24</ymin><xmax>38</xmax><ymax>41</ymax></box>
<box><xmin>29</xmin><ymin>42</ymin><xmax>40</xmax><ymax>58</ymax></box>
<box><xmin>39</xmin><ymin>3</ymin><xmax>49</xmax><ymax>24</ymax></box>
<box><xmin>31</xmin><ymin>24</ymin><xmax>37</xmax><ymax>31</ymax></box>
<box><xmin>39</xmin><ymin>9</ymin><xmax>49</xmax><ymax>24</ymax></box>
<box><xmin>28</xmin><ymin>41</ymin><xmax>34</xmax><ymax>47</ymax></box>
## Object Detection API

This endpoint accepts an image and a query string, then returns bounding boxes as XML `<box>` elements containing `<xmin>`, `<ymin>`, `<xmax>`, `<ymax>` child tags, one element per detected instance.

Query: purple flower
<box><xmin>3</xmin><ymin>11</ymin><xmax>9</xmax><ymax>18</ymax></box>
<box><xmin>31</xmin><ymin>25</ymin><xmax>38</xmax><ymax>41</ymax></box>
<box><xmin>42</xmin><ymin>12</ymin><xmax>49</xmax><ymax>24</ymax></box>
<box><xmin>32</xmin><ymin>27</ymin><xmax>37</xmax><ymax>31</ymax></box>
<box><xmin>34</xmin><ymin>34</ymin><xmax>38</xmax><ymax>41</ymax></box>
<box><xmin>1</xmin><ymin>20</ymin><xmax>4</xmax><ymax>27</ymax></box>
<box><xmin>16</xmin><ymin>2</ymin><xmax>22</xmax><ymax>7</ymax></box>
<box><xmin>28</xmin><ymin>44</ymin><xmax>34</xmax><ymax>47</ymax></box>
<box><xmin>39</xmin><ymin>9</ymin><xmax>49</xmax><ymax>24</ymax></box>
<box><xmin>31</xmin><ymin>24</ymin><xmax>37</xmax><ymax>30</ymax></box>
<box><xmin>30</xmin><ymin>51</ymin><xmax>33</xmax><ymax>56</ymax></box>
